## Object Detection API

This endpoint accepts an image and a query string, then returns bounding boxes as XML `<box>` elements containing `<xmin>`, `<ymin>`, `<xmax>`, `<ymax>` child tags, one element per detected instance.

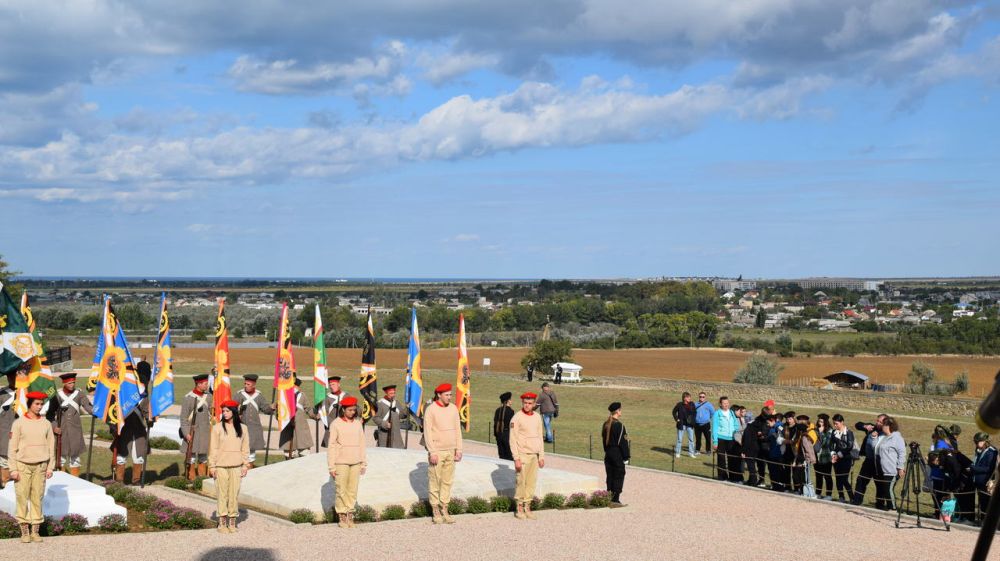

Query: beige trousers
<box><xmin>428</xmin><ymin>450</ymin><xmax>456</xmax><ymax>508</ymax></box>
<box><xmin>214</xmin><ymin>466</ymin><xmax>242</xmax><ymax>517</ymax></box>
<box><xmin>334</xmin><ymin>463</ymin><xmax>362</xmax><ymax>514</ymax></box>
<box><xmin>15</xmin><ymin>461</ymin><xmax>47</xmax><ymax>524</ymax></box>
<box><xmin>515</xmin><ymin>453</ymin><xmax>540</xmax><ymax>504</ymax></box>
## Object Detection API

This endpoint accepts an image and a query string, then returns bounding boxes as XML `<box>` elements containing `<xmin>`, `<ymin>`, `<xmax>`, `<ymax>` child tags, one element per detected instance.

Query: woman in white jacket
<box><xmin>873</xmin><ymin>416</ymin><xmax>907</xmax><ymax>511</ymax></box>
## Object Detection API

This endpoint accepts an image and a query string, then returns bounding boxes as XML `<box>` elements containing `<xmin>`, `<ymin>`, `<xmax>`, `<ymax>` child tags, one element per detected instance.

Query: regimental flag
<box><xmin>359</xmin><ymin>308</ymin><xmax>377</xmax><ymax>423</ymax></box>
<box><xmin>150</xmin><ymin>293</ymin><xmax>175</xmax><ymax>418</ymax></box>
<box><xmin>88</xmin><ymin>295</ymin><xmax>109</xmax><ymax>391</ymax></box>
<box><xmin>91</xmin><ymin>299</ymin><xmax>145</xmax><ymax>431</ymax></box>
<box><xmin>213</xmin><ymin>299</ymin><xmax>232</xmax><ymax>421</ymax></box>
<box><xmin>455</xmin><ymin>313</ymin><xmax>471</xmax><ymax>432</ymax></box>
<box><xmin>273</xmin><ymin>303</ymin><xmax>297</xmax><ymax>432</ymax></box>
<box><xmin>0</xmin><ymin>282</ymin><xmax>34</xmax><ymax>376</ymax></box>
<box><xmin>15</xmin><ymin>291</ymin><xmax>56</xmax><ymax>414</ymax></box>
<box><xmin>313</xmin><ymin>305</ymin><xmax>329</xmax><ymax>428</ymax></box>
<box><xmin>404</xmin><ymin>307</ymin><xmax>423</xmax><ymax>419</ymax></box>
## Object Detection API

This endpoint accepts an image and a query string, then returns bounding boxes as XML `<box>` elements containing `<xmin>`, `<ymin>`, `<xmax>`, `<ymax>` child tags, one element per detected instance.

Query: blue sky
<box><xmin>2</xmin><ymin>1</ymin><xmax>998</xmax><ymax>279</ymax></box>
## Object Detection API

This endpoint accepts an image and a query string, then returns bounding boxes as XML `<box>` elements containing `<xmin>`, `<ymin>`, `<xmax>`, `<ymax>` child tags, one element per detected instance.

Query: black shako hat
<box><xmin>608</xmin><ymin>402</ymin><xmax>622</xmax><ymax>413</ymax></box>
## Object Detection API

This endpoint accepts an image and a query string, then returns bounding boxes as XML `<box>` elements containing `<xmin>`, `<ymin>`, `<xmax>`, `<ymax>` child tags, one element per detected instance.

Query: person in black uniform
<box><xmin>493</xmin><ymin>392</ymin><xmax>515</xmax><ymax>460</ymax></box>
<box><xmin>603</xmin><ymin>402</ymin><xmax>630</xmax><ymax>508</ymax></box>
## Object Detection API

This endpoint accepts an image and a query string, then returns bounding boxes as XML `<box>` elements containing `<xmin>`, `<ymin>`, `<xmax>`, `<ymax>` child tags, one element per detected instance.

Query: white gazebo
<box><xmin>549</xmin><ymin>362</ymin><xmax>583</xmax><ymax>383</ymax></box>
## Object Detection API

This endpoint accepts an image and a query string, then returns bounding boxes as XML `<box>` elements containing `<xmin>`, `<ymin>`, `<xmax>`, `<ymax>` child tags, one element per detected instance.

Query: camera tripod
<box><xmin>895</xmin><ymin>442</ymin><xmax>933</xmax><ymax>529</ymax></box>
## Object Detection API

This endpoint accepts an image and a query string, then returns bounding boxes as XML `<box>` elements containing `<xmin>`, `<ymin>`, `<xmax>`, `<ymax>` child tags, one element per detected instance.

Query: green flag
<box><xmin>0</xmin><ymin>282</ymin><xmax>33</xmax><ymax>375</ymax></box>
<box><xmin>313</xmin><ymin>305</ymin><xmax>329</xmax><ymax>427</ymax></box>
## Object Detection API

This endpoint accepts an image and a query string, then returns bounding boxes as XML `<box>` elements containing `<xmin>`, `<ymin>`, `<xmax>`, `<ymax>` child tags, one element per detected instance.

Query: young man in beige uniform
<box><xmin>326</xmin><ymin>396</ymin><xmax>366</xmax><ymax>528</ymax></box>
<box><xmin>8</xmin><ymin>391</ymin><xmax>55</xmax><ymax>543</ymax></box>
<box><xmin>422</xmin><ymin>382</ymin><xmax>463</xmax><ymax>524</ymax></box>
<box><xmin>510</xmin><ymin>391</ymin><xmax>545</xmax><ymax>520</ymax></box>
<box><xmin>209</xmin><ymin>399</ymin><xmax>250</xmax><ymax>533</ymax></box>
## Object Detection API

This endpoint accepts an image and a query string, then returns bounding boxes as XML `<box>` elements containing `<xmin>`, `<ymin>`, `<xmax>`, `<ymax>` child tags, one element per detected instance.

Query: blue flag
<box><xmin>91</xmin><ymin>299</ymin><xmax>145</xmax><ymax>429</ymax></box>
<box><xmin>150</xmin><ymin>293</ymin><xmax>174</xmax><ymax>417</ymax></box>
<box><xmin>405</xmin><ymin>307</ymin><xmax>423</xmax><ymax>417</ymax></box>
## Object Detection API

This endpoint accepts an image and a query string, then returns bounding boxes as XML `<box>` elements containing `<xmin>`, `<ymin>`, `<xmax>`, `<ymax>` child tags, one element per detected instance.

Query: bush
<box><xmin>409</xmin><ymin>500</ymin><xmax>432</xmax><ymax>518</ymax></box>
<box><xmin>953</xmin><ymin>370</ymin><xmax>970</xmax><ymax>394</ymax></box>
<box><xmin>447</xmin><ymin>497</ymin><xmax>467</xmax><ymax>515</ymax></box>
<box><xmin>124</xmin><ymin>491</ymin><xmax>158</xmax><ymax>512</ymax></box>
<box><xmin>541</xmin><ymin>493</ymin><xmax>566</xmax><ymax>510</ymax></box>
<box><xmin>96</xmin><ymin>429</ymin><xmax>114</xmax><ymax>441</ymax></box>
<box><xmin>108</xmin><ymin>484</ymin><xmax>135</xmax><ymax>504</ymax></box>
<box><xmin>489</xmin><ymin>495</ymin><xmax>513</xmax><ymax>513</ymax></box>
<box><xmin>145</xmin><ymin>501</ymin><xmax>178</xmax><ymax>530</ymax></box>
<box><xmin>97</xmin><ymin>514</ymin><xmax>128</xmax><ymax>533</ymax></box>
<box><xmin>530</xmin><ymin>496</ymin><xmax>543</xmax><ymax>510</ymax></box>
<box><xmin>733</xmin><ymin>352</ymin><xmax>783</xmax><ymax>385</ymax></box>
<box><xmin>172</xmin><ymin>508</ymin><xmax>209</xmax><ymax>529</ymax></box>
<box><xmin>149</xmin><ymin>436</ymin><xmax>180</xmax><ymax>450</ymax></box>
<box><xmin>565</xmin><ymin>493</ymin><xmax>588</xmax><ymax>509</ymax></box>
<box><xmin>46</xmin><ymin>513</ymin><xmax>89</xmax><ymax>536</ymax></box>
<box><xmin>906</xmin><ymin>361</ymin><xmax>936</xmax><ymax>394</ymax></box>
<box><xmin>324</xmin><ymin>509</ymin><xmax>337</xmax><ymax>524</ymax></box>
<box><xmin>288</xmin><ymin>509</ymin><xmax>315</xmax><ymax>524</ymax></box>
<box><xmin>465</xmin><ymin>496</ymin><xmax>490</xmax><ymax>514</ymax></box>
<box><xmin>588</xmin><ymin>490</ymin><xmax>612</xmax><ymax>508</ymax></box>
<box><xmin>379</xmin><ymin>505</ymin><xmax>406</xmax><ymax>521</ymax></box>
<box><xmin>164</xmin><ymin>476</ymin><xmax>189</xmax><ymax>490</ymax></box>
<box><xmin>0</xmin><ymin>512</ymin><xmax>19</xmax><ymax>538</ymax></box>
<box><xmin>192</xmin><ymin>476</ymin><xmax>207</xmax><ymax>491</ymax></box>
<box><xmin>353</xmin><ymin>505</ymin><xmax>377</xmax><ymax>523</ymax></box>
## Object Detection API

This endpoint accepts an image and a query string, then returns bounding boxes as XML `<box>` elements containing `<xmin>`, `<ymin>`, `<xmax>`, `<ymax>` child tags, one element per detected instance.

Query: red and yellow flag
<box><xmin>455</xmin><ymin>313</ymin><xmax>471</xmax><ymax>432</ymax></box>
<box><xmin>273</xmin><ymin>303</ymin><xmax>297</xmax><ymax>432</ymax></box>
<box><xmin>213</xmin><ymin>299</ymin><xmax>232</xmax><ymax>420</ymax></box>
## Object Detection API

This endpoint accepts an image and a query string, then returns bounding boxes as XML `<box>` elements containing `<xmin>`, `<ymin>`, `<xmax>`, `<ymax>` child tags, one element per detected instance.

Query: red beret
<box><xmin>221</xmin><ymin>400</ymin><xmax>238</xmax><ymax>408</ymax></box>
<box><xmin>520</xmin><ymin>392</ymin><xmax>537</xmax><ymax>400</ymax></box>
<box><xmin>26</xmin><ymin>391</ymin><xmax>47</xmax><ymax>400</ymax></box>
<box><xmin>435</xmin><ymin>383</ymin><xmax>452</xmax><ymax>394</ymax></box>
<box><xmin>341</xmin><ymin>396</ymin><xmax>358</xmax><ymax>407</ymax></box>
<box><xmin>764</xmin><ymin>400</ymin><xmax>775</xmax><ymax>408</ymax></box>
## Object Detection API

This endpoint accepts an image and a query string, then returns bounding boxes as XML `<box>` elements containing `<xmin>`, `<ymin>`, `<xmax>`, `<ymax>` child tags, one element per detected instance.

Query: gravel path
<box><xmin>7</xmin><ymin>439</ymin><xmax>984</xmax><ymax>561</ymax></box>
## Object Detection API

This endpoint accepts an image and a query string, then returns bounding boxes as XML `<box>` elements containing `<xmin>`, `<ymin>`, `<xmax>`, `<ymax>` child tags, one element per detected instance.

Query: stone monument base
<box><xmin>0</xmin><ymin>471</ymin><xmax>127</xmax><ymax>526</ymax></box>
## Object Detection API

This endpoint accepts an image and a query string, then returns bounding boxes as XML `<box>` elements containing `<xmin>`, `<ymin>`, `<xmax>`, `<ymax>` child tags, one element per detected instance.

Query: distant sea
<box><xmin>19</xmin><ymin>276</ymin><xmax>543</xmax><ymax>283</ymax></box>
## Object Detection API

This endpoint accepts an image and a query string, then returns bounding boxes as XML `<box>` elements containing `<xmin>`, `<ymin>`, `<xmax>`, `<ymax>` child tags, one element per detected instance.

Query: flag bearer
<box><xmin>510</xmin><ymin>391</ymin><xmax>545</xmax><ymax>520</ymax></box>
<box><xmin>375</xmin><ymin>385</ymin><xmax>407</xmax><ymax>448</ymax></box>
<box><xmin>281</xmin><ymin>377</ymin><xmax>313</xmax><ymax>458</ymax></box>
<box><xmin>209</xmin><ymin>399</ymin><xmax>250</xmax><ymax>533</ymax></box>
<box><xmin>46</xmin><ymin>372</ymin><xmax>92</xmax><ymax>477</ymax></box>
<box><xmin>317</xmin><ymin>376</ymin><xmax>347</xmax><ymax>447</ymax></box>
<box><xmin>493</xmin><ymin>392</ymin><xmax>515</xmax><ymax>461</ymax></box>
<box><xmin>112</xmin><ymin>399</ymin><xmax>151</xmax><ymax>484</ymax></box>
<box><xmin>8</xmin><ymin>391</ymin><xmax>55</xmax><ymax>543</ymax></box>
<box><xmin>423</xmin><ymin>383</ymin><xmax>463</xmax><ymax>524</ymax></box>
<box><xmin>327</xmin><ymin>396</ymin><xmax>366</xmax><ymax>528</ymax></box>
<box><xmin>0</xmin><ymin>370</ymin><xmax>19</xmax><ymax>488</ymax></box>
<box><xmin>181</xmin><ymin>374</ymin><xmax>213</xmax><ymax>479</ymax></box>
<box><xmin>236</xmin><ymin>374</ymin><xmax>273</xmax><ymax>467</ymax></box>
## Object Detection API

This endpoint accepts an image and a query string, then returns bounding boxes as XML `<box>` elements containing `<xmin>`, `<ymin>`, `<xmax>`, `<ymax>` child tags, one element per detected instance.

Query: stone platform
<box><xmin>0</xmin><ymin>471</ymin><xmax>127</xmax><ymax>526</ymax></box>
<box><xmin>203</xmin><ymin>447</ymin><xmax>600</xmax><ymax>520</ymax></box>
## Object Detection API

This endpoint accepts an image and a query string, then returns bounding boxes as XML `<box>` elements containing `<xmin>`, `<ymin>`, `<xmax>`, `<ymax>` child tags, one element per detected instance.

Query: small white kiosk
<box><xmin>549</xmin><ymin>362</ymin><xmax>583</xmax><ymax>383</ymax></box>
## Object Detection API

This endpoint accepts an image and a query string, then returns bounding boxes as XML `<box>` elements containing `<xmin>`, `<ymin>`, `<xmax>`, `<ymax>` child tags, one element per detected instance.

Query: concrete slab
<box><xmin>203</xmin><ymin>447</ymin><xmax>599</xmax><ymax>520</ymax></box>
<box><xmin>0</xmin><ymin>471</ymin><xmax>127</xmax><ymax>526</ymax></box>
<box><xmin>150</xmin><ymin>416</ymin><xmax>183</xmax><ymax>444</ymax></box>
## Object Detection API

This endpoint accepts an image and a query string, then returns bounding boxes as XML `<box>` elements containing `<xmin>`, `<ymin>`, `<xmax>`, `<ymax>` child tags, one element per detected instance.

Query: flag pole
<box><xmin>264</xmin><ymin>386</ymin><xmax>276</xmax><ymax>466</ymax></box>
<box><xmin>84</xmin><ymin>414</ymin><xmax>97</xmax><ymax>482</ymax></box>
<box><xmin>140</xmin><ymin>293</ymin><xmax>164</xmax><ymax>488</ymax></box>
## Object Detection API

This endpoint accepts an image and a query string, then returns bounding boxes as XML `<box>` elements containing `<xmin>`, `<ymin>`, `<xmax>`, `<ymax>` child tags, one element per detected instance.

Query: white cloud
<box><xmin>419</xmin><ymin>50</ymin><xmax>501</xmax><ymax>84</ymax></box>
<box><xmin>451</xmin><ymin>233</ymin><xmax>480</xmax><ymax>242</ymax></box>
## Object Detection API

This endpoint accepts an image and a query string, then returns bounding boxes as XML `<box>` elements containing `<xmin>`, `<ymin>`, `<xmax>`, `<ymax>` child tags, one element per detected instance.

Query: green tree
<box><xmin>225</xmin><ymin>293</ymin><xmax>239</xmax><ymax>305</ymax></box>
<box><xmin>755</xmin><ymin>310</ymin><xmax>766</xmax><ymax>329</ymax></box>
<box><xmin>733</xmin><ymin>352</ymin><xmax>783</xmax><ymax>385</ymax></box>
<box><xmin>952</xmin><ymin>370</ymin><xmax>970</xmax><ymax>394</ymax></box>
<box><xmin>520</xmin><ymin>339</ymin><xmax>573</xmax><ymax>374</ymax></box>
<box><xmin>906</xmin><ymin>361</ymin><xmax>936</xmax><ymax>394</ymax></box>
<box><xmin>0</xmin><ymin>254</ymin><xmax>22</xmax><ymax>301</ymax></box>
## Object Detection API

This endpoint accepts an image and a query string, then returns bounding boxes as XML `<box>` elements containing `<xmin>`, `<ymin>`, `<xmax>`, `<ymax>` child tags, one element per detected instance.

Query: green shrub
<box><xmin>98</xmin><ymin>514</ymin><xmax>128</xmax><ymax>533</ymax></box>
<box><xmin>124</xmin><ymin>491</ymin><xmax>158</xmax><ymax>512</ymax></box>
<box><xmin>565</xmin><ymin>493</ymin><xmax>588</xmax><ymax>508</ymax></box>
<box><xmin>541</xmin><ymin>493</ymin><xmax>566</xmax><ymax>510</ymax></box>
<box><xmin>0</xmin><ymin>512</ymin><xmax>20</xmax><ymax>538</ymax></box>
<box><xmin>172</xmin><ymin>508</ymin><xmax>209</xmax><ymax>529</ymax></box>
<box><xmin>109</xmin><ymin>485</ymin><xmax>135</xmax><ymax>504</ymax></box>
<box><xmin>192</xmin><ymin>476</ymin><xmax>207</xmax><ymax>491</ymax></box>
<box><xmin>489</xmin><ymin>495</ymin><xmax>513</xmax><ymax>513</ymax></box>
<box><xmin>288</xmin><ymin>509</ymin><xmax>315</xmax><ymax>524</ymax></box>
<box><xmin>530</xmin><ymin>496</ymin><xmax>543</xmax><ymax>510</ymax></box>
<box><xmin>588</xmin><ymin>490</ymin><xmax>612</xmax><ymax>508</ymax></box>
<box><xmin>96</xmin><ymin>429</ymin><xmax>114</xmax><ymax>441</ymax></box>
<box><xmin>409</xmin><ymin>500</ymin><xmax>432</xmax><ymax>518</ymax></box>
<box><xmin>46</xmin><ymin>514</ymin><xmax>89</xmax><ymax>536</ymax></box>
<box><xmin>149</xmin><ymin>436</ymin><xmax>180</xmax><ymax>450</ymax></box>
<box><xmin>466</xmin><ymin>496</ymin><xmax>490</xmax><ymax>514</ymax></box>
<box><xmin>164</xmin><ymin>476</ymin><xmax>189</xmax><ymax>490</ymax></box>
<box><xmin>353</xmin><ymin>505</ymin><xmax>377</xmax><ymax>523</ymax></box>
<box><xmin>447</xmin><ymin>497</ymin><xmax>467</xmax><ymax>515</ymax></box>
<box><xmin>379</xmin><ymin>505</ymin><xmax>406</xmax><ymax>521</ymax></box>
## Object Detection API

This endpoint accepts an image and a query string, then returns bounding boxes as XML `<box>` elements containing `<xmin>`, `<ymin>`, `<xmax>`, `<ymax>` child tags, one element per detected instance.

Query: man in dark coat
<box><xmin>741</xmin><ymin>412</ymin><xmax>770</xmax><ymax>487</ymax></box>
<box><xmin>603</xmin><ymin>401</ymin><xmax>630</xmax><ymax>507</ymax></box>
<box><xmin>0</xmin><ymin>371</ymin><xmax>16</xmax><ymax>488</ymax></box>
<box><xmin>671</xmin><ymin>392</ymin><xmax>696</xmax><ymax>457</ymax></box>
<box><xmin>493</xmin><ymin>392</ymin><xmax>515</xmax><ymax>460</ymax></box>
<box><xmin>852</xmin><ymin>414</ymin><xmax>886</xmax><ymax>505</ymax></box>
<box><xmin>180</xmin><ymin>374</ymin><xmax>213</xmax><ymax>479</ymax></box>
<box><xmin>112</xmin><ymin>399</ymin><xmax>151</xmax><ymax>484</ymax></box>
<box><xmin>46</xmin><ymin>373</ymin><xmax>92</xmax><ymax>477</ymax></box>
<box><xmin>236</xmin><ymin>374</ymin><xmax>273</xmax><ymax>467</ymax></box>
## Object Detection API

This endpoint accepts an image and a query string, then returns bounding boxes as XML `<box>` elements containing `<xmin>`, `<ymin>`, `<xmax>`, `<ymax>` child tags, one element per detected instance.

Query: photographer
<box><xmin>852</xmin><ymin>414</ymin><xmax>886</xmax><ymax>505</ymax></box>
<box><xmin>873</xmin><ymin>416</ymin><xmax>906</xmax><ymax>511</ymax></box>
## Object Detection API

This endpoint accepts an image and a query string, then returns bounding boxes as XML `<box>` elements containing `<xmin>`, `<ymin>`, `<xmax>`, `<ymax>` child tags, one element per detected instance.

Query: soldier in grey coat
<box><xmin>236</xmin><ymin>374</ymin><xmax>274</xmax><ymax>467</ymax></box>
<box><xmin>0</xmin><ymin>370</ymin><xmax>17</xmax><ymax>488</ymax></box>
<box><xmin>315</xmin><ymin>376</ymin><xmax>348</xmax><ymax>447</ymax></box>
<box><xmin>375</xmin><ymin>385</ymin><xmax>407</xmax><ymax>449</ymax></box>
<box><xmin>112</xmin><ymin>399</ymin><xmax>151</xmax><ymax>485</ymax></box>
<box><xmin>280</xmin><ymin>378</ymin><xmax>313</xmax><ymax>458</ymax></box>
<box><xmin>46</xmin><ymin>373</ymin><xmax>92</xmax><ymax>477</ymax></box>
<box><xmin>180</xmin><ymin>374</ymin><xmax>213</xmax><ymax>480</ymax></box>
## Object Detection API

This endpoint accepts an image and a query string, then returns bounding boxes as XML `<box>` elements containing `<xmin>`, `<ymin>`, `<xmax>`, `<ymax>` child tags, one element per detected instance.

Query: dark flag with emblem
<box><xmin>359</xmin><ymin>308</ymin><xmax>377</xmax><ymax>423</ymax></box>
<box><xmin>0</xmin><ymin>282</ymin><xmax>33</xmax><ymax>375</ymax></box>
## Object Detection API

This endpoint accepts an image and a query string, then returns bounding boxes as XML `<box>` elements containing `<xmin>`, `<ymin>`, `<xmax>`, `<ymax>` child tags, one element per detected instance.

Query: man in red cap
<box><xmin>46</xmin><ymin>372</ymin><xmax>92</xmax><ymax>477</ymax></box>
<box><xmin>423</xmin><ymin>382</ymin><xmax>463</xmax><ymax>524</ymax></box>
<box><xmin>510</xmin><ymin>391</ymin><xmax>545</xmax><ymax>519</ymax></box>
<box><xmin>326</xmin><ymin>395</ymin><xmax>366</xmax><ymax>528</ymax></box>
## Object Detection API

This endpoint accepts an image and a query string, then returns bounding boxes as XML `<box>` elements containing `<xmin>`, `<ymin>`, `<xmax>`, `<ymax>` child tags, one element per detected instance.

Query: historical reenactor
<box><xmin>603</xmin><ymin>402</ymin><xmax>630</xmax><ymax>508</ymax></box>
<box><xmin>46</xmin><ymin>372</ymin><xmax>92</xmax><ymax>477</ymax></box>
<box><xmin>8</xmin><ymin>391</ymin><xmax>55</xmax><ymax>543</ymax></box>
<box><xmin>209</xmin><ymin>399</ymin><xmax>250</xmax><ymax>533</ymax></box>
<box><xmin>493</xmin><ymin>392</ymin><xmax>515</xmax><ymax>460</ymax></box>
<box><xmin>317</xmin><ymin>376</ymin><xmax>348</xmax><ymax>447</ymax></box>
<box><xmin>181</xmin><ymin>374</ymin><xmax>213</xmax><ymax>479</ymax></box>
<box><xmin>423</xmin><ymin>383</ymin><xmax>463</xmax><ymax>524</ymax></box>
<box><xmin>326</xmin><ymin>396</ymin><xmax>366</xmax><ymax>528</ymax></box>
<box><xmin>0</xmin><ymin>369</ymin><xmax>19</xmax><ymax>488</ymax></box>
<box><xmin>281</xmin><ymin>377</ymin><xmax>312</xmax><ymax>458</ymax></box>
<box><xmin>510</xmin><ymin>392</ymin><xmax>545</xmax><ymax>520</ymax></box>
<box><xmin>375</xmin><ymin>385</ymin><xmax>407</xmax><ymax>448</ymax></box>
<box><xmin>236</xmin><ymin>374</ymin><xmax>274</xmax><ymax>467</ymax></box>
<box><xmin>112</xmin><ymin>399</ymin><xmax>151</xmax><ymax>484</ymax></box>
